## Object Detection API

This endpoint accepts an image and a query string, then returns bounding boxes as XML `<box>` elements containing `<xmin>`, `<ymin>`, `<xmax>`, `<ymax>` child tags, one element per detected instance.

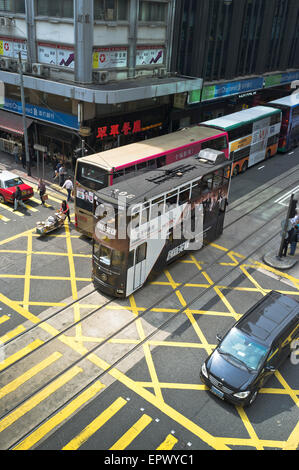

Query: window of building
<box><xmin>94</xmin><ymin>0</ymin><xmax>129</xmax><ymax>21</ymax></box>
<box><xmin>139</xmin><ymin>1</ymin><xmax>167</xmax><ymax>22</ymax></box>
<box><xmin>0</xmin><ymin>0</ymin><xmax>25</xmax><ymax>13</ymax></box>
<box><xmin>36</xmin><ymin>0</ymin><xmax>73</xmax><ymax>18</ymax></box>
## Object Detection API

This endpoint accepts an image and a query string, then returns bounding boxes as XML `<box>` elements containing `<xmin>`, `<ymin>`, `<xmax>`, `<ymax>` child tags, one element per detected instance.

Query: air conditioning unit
<box><xmin>20</xmin><ymin>61</ymin><xmax>29</xmax><ymax>73</ymax></box>
<box><xmin>158</xmin><ymin>68</ymin><xmax>168</xmax><ymax>78</ymax></box>
<box><xmin>93</xmin><ymin>71</ymin><xmax>110</xmax><ymax>84</ymax></box>
<box><xmin>0</xmin><ymin>57</ymin><xmax>10</xmax><ymax>70</ymax></box>
<box><xmin>0</xmin><ymin>57</ymin><xmax>17</xmax><ymax>71</ymax></box>
<box><xmin>4</xmin><ymin>17</ymin><xmax>14</xmax><ymax>27</ymax></box>
<box><xmin>32</xmin><ymin>63</ymin><xmax>49</xmax><ymax>77</ymax></box>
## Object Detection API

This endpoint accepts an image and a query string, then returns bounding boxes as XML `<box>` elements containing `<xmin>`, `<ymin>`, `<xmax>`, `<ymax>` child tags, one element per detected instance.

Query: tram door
<box><xmin>127</xmin><ymin>243</ymin><xmax>148</xmax><ymax>294</ymax></box>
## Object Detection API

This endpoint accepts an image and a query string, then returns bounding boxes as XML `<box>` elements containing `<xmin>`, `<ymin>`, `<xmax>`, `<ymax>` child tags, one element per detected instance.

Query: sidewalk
<box><xmin>0</xmin><ymin>149</ymin><xmax>73</xmax><ymax>199</ymax></box>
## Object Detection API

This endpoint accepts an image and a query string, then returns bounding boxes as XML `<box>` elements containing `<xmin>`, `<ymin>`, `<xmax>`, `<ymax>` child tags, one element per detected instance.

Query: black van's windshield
<box><xmin>219</xmin><ymin>328</ymin><xmax>269</xmax><ymax>371</ymax></box>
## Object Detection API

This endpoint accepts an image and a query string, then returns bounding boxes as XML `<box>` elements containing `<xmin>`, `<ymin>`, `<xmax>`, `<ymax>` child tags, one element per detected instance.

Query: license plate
<box><xmin>210</xmin><ymin>386</ymin><xmax>224</xmax><ymax>399</ymax></box>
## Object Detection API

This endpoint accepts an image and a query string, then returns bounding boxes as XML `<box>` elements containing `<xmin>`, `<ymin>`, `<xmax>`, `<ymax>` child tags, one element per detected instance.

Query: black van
<box><xmin>200</xmin><ymin>291</ymin><xmax>299</xmax><ymax>406</ymax></box>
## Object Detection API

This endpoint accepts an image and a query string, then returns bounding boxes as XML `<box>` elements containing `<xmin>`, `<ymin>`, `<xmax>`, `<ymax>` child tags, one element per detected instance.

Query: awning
<box><xmin>0</xmin><ymin>110</ymin><xmax>33</xmax><ymax>136</ymax></box>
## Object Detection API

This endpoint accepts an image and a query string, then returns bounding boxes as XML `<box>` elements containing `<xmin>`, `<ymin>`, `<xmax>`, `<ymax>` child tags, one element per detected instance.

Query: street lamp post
<box><xmin>18</xmin><ymin>52</ymin><xmax>31</xmax><ymax>177</ymax></box>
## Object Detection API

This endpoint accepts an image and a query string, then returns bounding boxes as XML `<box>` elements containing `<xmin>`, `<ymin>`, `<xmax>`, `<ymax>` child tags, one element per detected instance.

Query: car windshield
<box><xmin>219</xmin><ymin>328</ymin><xmax>269</xmax><ymax>371</ymax></box>
<box><xmin>4</xmin><ymin>177</ymin><xmax>23</xmax><ymax>188</ymax></box>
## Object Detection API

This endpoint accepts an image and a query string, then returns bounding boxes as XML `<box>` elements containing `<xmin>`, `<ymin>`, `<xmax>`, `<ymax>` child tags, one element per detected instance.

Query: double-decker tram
<box><xmin>74</xmin><ymin>125</ymin><xmax>229</xmax><ymax>237</ymax></box>
<box><xmin>268</xmin><ymin>94</ymin><xmax>299</xmax><ymax>152</ymax></box>
<box><xmin>92</xmin><ymin>149</ymin><xmax>232</xmax><ymax>297</ymax></box>
<box><xmin>201</xmin><ymin>106</ymin><xmax>282</xmax><ymax>177</ymax></box>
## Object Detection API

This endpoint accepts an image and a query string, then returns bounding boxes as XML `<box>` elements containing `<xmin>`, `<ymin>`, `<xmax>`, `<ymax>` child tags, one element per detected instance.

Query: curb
<box><xmin>263</xmin><ymin>251</ymin><xmax>297</xmax><ymax>270</ymax></box>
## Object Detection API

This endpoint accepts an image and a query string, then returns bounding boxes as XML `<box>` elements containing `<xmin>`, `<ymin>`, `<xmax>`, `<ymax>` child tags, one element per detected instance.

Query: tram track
<box><xmin>2</xmin><ymin>180</ymin><xmax>298</xmax><ymax>449</ymax></box>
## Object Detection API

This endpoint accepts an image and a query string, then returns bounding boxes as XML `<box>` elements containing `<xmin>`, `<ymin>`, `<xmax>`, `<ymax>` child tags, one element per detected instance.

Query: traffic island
<box><xmin>263</xmin><ymin>251</ymin><xmax>297</xmax><ymax>270</ymax></box>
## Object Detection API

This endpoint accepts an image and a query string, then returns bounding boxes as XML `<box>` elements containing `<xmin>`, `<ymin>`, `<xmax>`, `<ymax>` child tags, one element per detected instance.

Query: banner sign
<box><xmin>201</xmin><ymin>77</ymin><xmax>264</xmax><ymax>101</ymax></box>
<box><xmin>93</xmin><ymin>47</ymin><xmax>127</xmax><ymax>69</ymax></box>
<box><xmin>136</xmin><ymin>46</ymin><xmax>164</xmax><ymax>66</ymax></box>
<box><xmin>264</xmin><ymin>71</ymin><xmax>299</xmax><ymax>88</ymax></box>
<box><xmin>0</xmin><ymin>37</ymin><xmax>27</xmax><ymax>59</ymax></box>
<box><xmin>3</xmin><ymin>98</ymin><xmax>79</xmax><ymax>130</ymax></box>
<box><xmin>37</xmin><ymin>43</ymin><xmax>75</xmax><ymax>69</ymax></box>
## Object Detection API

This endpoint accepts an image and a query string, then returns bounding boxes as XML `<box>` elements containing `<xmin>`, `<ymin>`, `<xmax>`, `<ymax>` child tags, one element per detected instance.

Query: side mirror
<box><xmin>216</xmin><ymin>334</ymin><xmax>222</xmax><ymax>343</ymax></box>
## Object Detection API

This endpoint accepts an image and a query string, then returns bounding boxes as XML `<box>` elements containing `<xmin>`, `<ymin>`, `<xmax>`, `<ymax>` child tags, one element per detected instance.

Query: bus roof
<box><xmin>95</xmin><ymin>152</ymin><xmax>229</xmax><ymax>207</ymax></box>
<box><xmin>77</xmin><ymin>125</ymin><xmax>225</xmax><ymax>171</ymax></box>
<box><xmin>269</xmin><ymin>93</ymin><xmax>299</xmax><ymax>108</ymax></box>
<box><xmin>201</xmin><ymin>106</ymin><xmax>280</xmax><ymax>131</ymax></box>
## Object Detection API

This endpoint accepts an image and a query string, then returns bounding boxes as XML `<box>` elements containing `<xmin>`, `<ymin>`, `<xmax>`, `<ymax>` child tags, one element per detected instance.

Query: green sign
<box><xmin>201</xmin><ymin>86</ymin><xmax>216</xmax><ymax>101</ymax></box>
<box><xmin>187</xmin><ymin>89</ymin><xmax>202</xmax><ymax>104</ymax></box>
<box><xmin>264</xmin><ymin>74</ymin><xmax>282</xmax><ymax>88</ymax></box>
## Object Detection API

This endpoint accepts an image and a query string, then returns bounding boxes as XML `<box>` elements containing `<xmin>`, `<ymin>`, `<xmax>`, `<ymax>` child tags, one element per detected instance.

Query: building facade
<box><xmin>171</xmin><ymin>0</ymin><xmax>299</xmax><ymax>128</ymax></box>
<box><xmin>0</xmin><ymin>0</ymin><xmax>202</xmax><ymax>168</ymax></box>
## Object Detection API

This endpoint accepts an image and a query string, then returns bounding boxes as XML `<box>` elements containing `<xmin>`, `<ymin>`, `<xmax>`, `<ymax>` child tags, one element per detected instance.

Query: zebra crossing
<box><xmin>0</xmin><ymin>184</ymin><xmax>67</xmax><ymax>223</ymax></box>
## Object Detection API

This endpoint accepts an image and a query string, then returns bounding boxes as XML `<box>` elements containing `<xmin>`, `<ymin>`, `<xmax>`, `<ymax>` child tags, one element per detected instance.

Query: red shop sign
<box><xmin>96</xmin><ymin>120</ymin><xmax>142</xmax><ymax>140</ymax></box>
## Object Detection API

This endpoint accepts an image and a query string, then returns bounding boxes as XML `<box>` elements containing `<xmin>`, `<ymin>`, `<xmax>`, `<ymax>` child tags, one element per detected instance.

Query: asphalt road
<box><xmin>0</xmin><ymin>148</ymin><xmax>298</xmax><ymax>453</ymax></box>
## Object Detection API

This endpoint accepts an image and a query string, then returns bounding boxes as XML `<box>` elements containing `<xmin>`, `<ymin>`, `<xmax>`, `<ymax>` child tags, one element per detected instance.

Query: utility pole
<box><xmin>18</xmin><ymin>52</ymin><xmax>31</xmax><ymax>176</ymax></box>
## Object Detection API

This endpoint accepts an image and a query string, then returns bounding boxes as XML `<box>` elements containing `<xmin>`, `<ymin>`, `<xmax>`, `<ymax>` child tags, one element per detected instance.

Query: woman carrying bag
<box><xmin>38</xmin><ymin>178</ymin><xmax>47</xmax><ymax>205</ymax></box>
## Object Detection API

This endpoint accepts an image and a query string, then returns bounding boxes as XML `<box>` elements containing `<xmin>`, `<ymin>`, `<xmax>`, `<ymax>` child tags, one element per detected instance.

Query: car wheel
<box><xmin>241</xmin><ymin>161</ymin><xmax>248</xmax><ymax>173</ymax></box>
<box><xmin>266</xmin><ymin>150</ymin><xmax>271</xmax><ymax>159</ymax></box>
<box><xmin>0</xmin><ymin>194</ymin><xmax>5</xmax><ymax>204</ymax></box>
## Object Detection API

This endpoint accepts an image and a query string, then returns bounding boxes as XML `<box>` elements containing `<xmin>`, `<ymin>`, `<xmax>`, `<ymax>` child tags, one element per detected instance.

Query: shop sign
<box><xmin>173</xmin><ymin>93</ymin><xmax>187</xmax><ymax>109</ymax></box>
<box><xmin>201</xmin><ymin>77</ymin><xmax>264</xmax><ymax>101</ymax></box>
<box><xmin>136</xmin><ymin>46</ymin><xmax>164</xmax><ymax>66</ymax></box>
<box><xmin>264</xmin><ymin>71</ymin><xmax>299</xmax><ymax>88</ymax></box>
<box><xmin>3</xmin><ymin>98</ymin><xmax>79</xmax><ymax>130</ymax></box>
<box><xmin>0</xmin><ymin>37</ymin><xmax>27</xmax><ymax>59</ymax></box>
<box><xmin>37</xmin><ymin>43</ymin><xmax>75</xmax><ymax>69</ymax></box>
<box><xmin>187</xmin><ymin>89</ymin><xmax>202</xmax><ymax>105</ymax></box>
<box><xmin>93</xmin><ymin>47</ymin><xmax>127</xmax><ymax>69</ymax></box>
<box><xmin>96</xmin><ymin>120</ymin><xmax>142</xmax><ymax>139</ymax></box>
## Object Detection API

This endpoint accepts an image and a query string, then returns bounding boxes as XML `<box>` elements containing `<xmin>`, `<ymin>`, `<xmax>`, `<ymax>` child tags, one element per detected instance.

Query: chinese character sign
<box><xmin>96</xmin><ymin>121</ymin><xmax>142</xmax><ymax>140</ymax></box>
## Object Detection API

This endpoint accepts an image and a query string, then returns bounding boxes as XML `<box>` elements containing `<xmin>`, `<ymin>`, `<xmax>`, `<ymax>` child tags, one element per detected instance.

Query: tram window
<box><xmin>201</xmin><ymin>174</ymin><xmax>213</xmax><ymax>193</ymax></box>
<box><xmin>191</xmin><ymin>182</ymin><xmax>201</xmax><ymax>200</ymax></box>
<box><xmin>125</xmin><ymin>165</ymin><xmax>136</xmax><ymax>175</ymax></box>
<box><xmin>201</xmin><ymin>136</ymin><xmax>228</xmax><ymax>151</ymax></box>
<box><xmin>213</xmin><ymin>170</ymin><xmax>224</xmax><ymax>189</ymax></box>
<box><xmin>148</xmin><ymin>159</ymin><xmax>156</xmax><ymax>169</ymax></box>
<box><xmin>128</xmin><ymin>250</ymin><xmax>135</xmax><ymax>268</ymax></box>
<box><xmin>99</xmin><ymin>245</ymin><xmax>112</xmax><ymax>266</ymax></box>
<box><xmin>137</xmin><ymin>161</ymin><xmax>147</xmax><ymax>170</ymax></box>
<box><xmin>293</xmin><ymin>106</ymin><xmax>299</xmax><ymax>116</ymax></box>
<box><xmin>136</xmin><ymin>243</ymin><xmax>147</xmax><ymax>263</ymax></box>
<box><xmin>179</xmin><ymin>188</ymin><xmax>190</xmax><ymax>205</ymax></box>
<box><xmin>130</xmin><ymin>211</ymin><xmax>140</xmax><ymax>228</ymax></box>
<box><xmin>166</xmin><ymin>192</ymin><xmax>178</xmax><ymax>206</ymax></box>
<box><xmin>156</xmin><ymin>156</ymin><xmax>166</xmax><ymax>168</ymax></box>
<box><xmin>112</xmin><ymin>250</ymin><xmax>125</xmax><ymax>268</ymax></box>
<box><xmin>270</xmin><ymin>113</ymin><xmax>281</xmax><ymax>125</ymax></box>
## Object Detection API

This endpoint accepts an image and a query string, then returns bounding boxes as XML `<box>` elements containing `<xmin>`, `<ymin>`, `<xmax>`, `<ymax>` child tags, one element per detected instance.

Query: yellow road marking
<box><xmin>157</xmin><ymin>434</ymin><xmax>178</xmax><ymax>450</ymax></box>
<box><xmin>0</xmin><ymin>202</ymin><xmax>24</xmax><ymax>216</ymax></box>
<box><xmin>14</xmin><ymin>380</ymin><xmax>105</xmax><ymax>450</ymax></box>
<box><xmin>283</xmin><ymin>420</ymin><xmax>299</xmax><ymax>450</ymax></box>
<box><xmin>62</xmin><ymin>396</ymin><xmax>126</xmax><ymax>451</ymax></box>
<box><xmin>0</xmin><ymin>339</ymin><xmax>43</xmax><ymax>371</ymax></box>
<box><xmin>23</xmin><ymin>232</ymin><xmax>32</xmax><ymax>311</ymax></box>
<box><xmin>236</xmin><ymin>406</ymin><xmax>264</xmax><ymax>450</ymax></box>
<box><xmin>0</xmin><ymin>213</ymin><xmax>10</xmax><ymax>222</ymax></box>
<box><xmin>110</xmin><ymin>414</ymin><xmax>152</xmax><ymax>450</ymax></box>
<box><xmin>0</xmin><ymin>315</ymin><xmax>10</xmax><ymax>325</ymax></box>
<box><xmin>0</xmin><ymin>324</ymin><xmax>26</xmax><ymax>343</ymax></box>
<box><xmin>0</xmin><ymin>366</ymin><xmax>82</xmax><ymax>434</ymax></box>
<box><xmin>0</xmin><ymin>352</ymin><xmax>62</xmax><ymax>400</ymax></box>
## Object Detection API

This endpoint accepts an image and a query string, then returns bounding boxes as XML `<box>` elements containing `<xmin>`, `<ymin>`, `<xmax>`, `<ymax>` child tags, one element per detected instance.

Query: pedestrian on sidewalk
<box><xmin>289</xmin><ymin>224</ymin><xmax>299</xmax><ymax>256</ymax></box>
<box><xmin>21</xmin><ymin>150</ymin><xmax>26</xmax><ymax>169</ymax></box>
<box><xmin>59</xmin><ymin>164</ymin><xmax>67</xmax><ymax>187</ymax></box>
<box><xmin>13</xmin><ymin>186</ymin><xmax>26</xmax><ymax>211</ymax></box>
<box><xmin>13</xmin><ymin>144</ymin><xmax>19</xmax><ymax>164</ymax></box>
<box><xmin>62</xmin><ymin>176</ymin><xmax>74</xmax><ymax>202</ymax></box>
<box><xmin>60</xmin><ymin>200</ymin><xmax>71</xmax><ymax>223</ymax></box>
<box><xmin>38</xmin><ymin>178</ymin><xmax>47</xmax><ymax>205</ymax></box>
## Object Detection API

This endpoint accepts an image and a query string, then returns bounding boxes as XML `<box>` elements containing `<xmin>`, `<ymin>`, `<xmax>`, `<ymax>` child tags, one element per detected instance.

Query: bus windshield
<box><xmin>76</xmin><ymin>162</ymin><xmax>109</xmax><ymax>191</ymax></box>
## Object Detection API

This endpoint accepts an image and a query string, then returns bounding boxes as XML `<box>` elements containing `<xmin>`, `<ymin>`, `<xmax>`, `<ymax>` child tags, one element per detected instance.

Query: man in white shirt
<box><xmin>62</xmin><ymin>176</ymin><xmax>74</xmax><ymax>201</ymax></box>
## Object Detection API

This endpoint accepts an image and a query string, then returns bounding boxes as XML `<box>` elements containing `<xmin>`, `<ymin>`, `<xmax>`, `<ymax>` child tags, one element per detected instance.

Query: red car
<box><xmin>0</xmin><ymin>170</ymin><xmax>34</xmax><ymax>205</ymax></box>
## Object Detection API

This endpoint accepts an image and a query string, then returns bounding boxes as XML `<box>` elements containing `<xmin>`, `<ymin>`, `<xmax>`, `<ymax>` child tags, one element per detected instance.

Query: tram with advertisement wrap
<box><xmin>92</xmin><ymin>149</ymin><xmax>232</xmax><ymax>298</ymax></box>
<box><xmin>201</xmin><ymin>106</ymin><xmax>282</xmax><ymax>177</ymax></box>
<box><xmin>74</xmin><ymin>126</ymin><xmax>229</xmax><ymax>237</ymax></box>
<box><xmin>268</xmin><ymin>94</ymin><xmax>299</xmax><ymax>152</ymax></box>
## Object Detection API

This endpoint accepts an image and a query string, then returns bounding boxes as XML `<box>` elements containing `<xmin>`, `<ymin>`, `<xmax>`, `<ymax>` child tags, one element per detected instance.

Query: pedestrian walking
<box><xmin>59</xmin><ymin>164</ymin><xmax>66</xmax><ymax>187</ymax></box>
<box><xmin>13</xmin><ymin>186</ymin><xmax>26</xmax><ymax>211</ymax></box>
<box><xmin>289</xmin><ymin>224</ymin><xmax>299</xmax><ymax>256</ymax></box>
<box><xmin>21</xmin><ymin>150</ymin><xmax>26</xmax><ymax>169</ymax></box>
<box><xmin>13</xmin><ymin>144</ymin><xmax>19</xmax><ymax>164</ymax></box>
<box><xmin>37</xmin><ymin>178</ymin><xmax>47</xmax><ymax>205</ymax></box>
<box><xmin>60</xmin><ymin>200</ymin><xmax>71</xmax><ymax>223</ymax></box>
<box><xmin>62</xmin><ymin>176</ymin><xmax>73</xmax><ymax>201</ymax></box>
